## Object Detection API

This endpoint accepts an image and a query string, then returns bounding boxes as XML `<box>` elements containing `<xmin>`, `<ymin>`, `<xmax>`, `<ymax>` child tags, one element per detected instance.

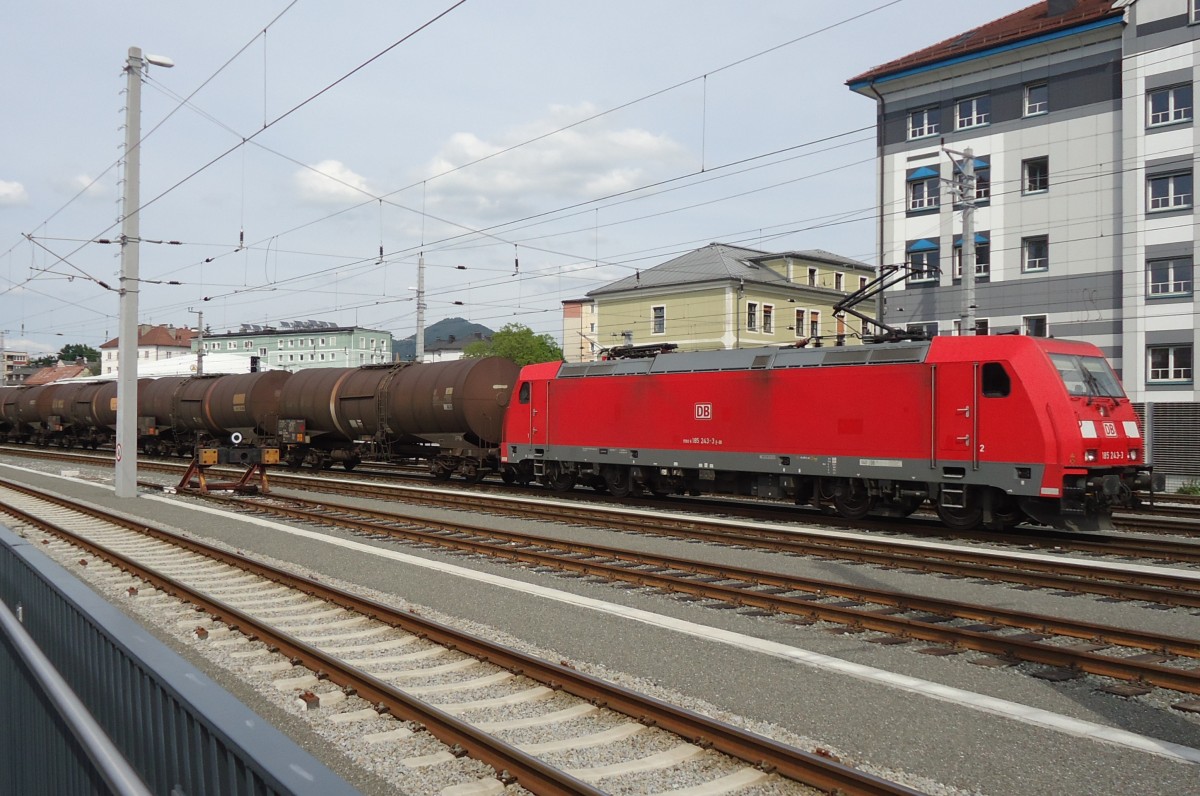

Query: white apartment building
<box><xmin>849</xmin><ymin>0</ymin><xmax>1200</xmax><ymax>482</ymax></box>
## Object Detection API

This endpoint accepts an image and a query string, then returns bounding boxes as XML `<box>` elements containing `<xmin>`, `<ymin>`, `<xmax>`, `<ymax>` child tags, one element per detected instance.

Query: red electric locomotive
<box><xmin>500</xmin><ymin>335</ymin><xmax>1161</xmax><ymax>532</ymax></box>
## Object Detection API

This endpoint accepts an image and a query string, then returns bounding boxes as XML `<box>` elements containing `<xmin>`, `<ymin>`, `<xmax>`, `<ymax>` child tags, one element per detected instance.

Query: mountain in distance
<box><xmin>393</xmin><ymin>317</ymin><xmax>493</xmax><ymax>360</ymax></box>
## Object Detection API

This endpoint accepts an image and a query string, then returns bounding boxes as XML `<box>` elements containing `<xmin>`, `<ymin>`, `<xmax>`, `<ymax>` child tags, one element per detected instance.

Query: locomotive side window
<box><xmin>518</xmin><ymin>382</ymin><xmax>531</xmax><ymax>404</ymax></box>
<box><xmin>981</xmin><ymin>362</ymin><xmax>1010</xmax><ymax>397</ymax></box>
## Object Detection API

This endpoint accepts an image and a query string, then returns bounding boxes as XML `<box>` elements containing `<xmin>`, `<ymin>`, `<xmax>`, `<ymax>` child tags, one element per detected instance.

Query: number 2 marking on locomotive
<box><xmin>978</xmin><ymin>443</ymin><xmax>985</xmax><ymax>453</ymax></box>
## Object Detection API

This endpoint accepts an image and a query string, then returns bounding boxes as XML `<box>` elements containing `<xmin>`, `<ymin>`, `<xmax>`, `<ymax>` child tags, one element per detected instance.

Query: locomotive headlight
<box><xmin>1084</xmin><ymin>449</ymin><xmax>1098</xmax><ymax>462</ymax></box>
<box><xmin>1129</xmin><ymin>448</ymin><xmax>1140</xmax><ymax>461</ymax></box>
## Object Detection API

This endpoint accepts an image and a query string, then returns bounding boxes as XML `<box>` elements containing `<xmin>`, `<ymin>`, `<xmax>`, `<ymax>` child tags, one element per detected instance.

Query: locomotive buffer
<box><xmin>175</xmin><ymin>433</ymin><xmax>279</xmax><ymax>495</ymax></box>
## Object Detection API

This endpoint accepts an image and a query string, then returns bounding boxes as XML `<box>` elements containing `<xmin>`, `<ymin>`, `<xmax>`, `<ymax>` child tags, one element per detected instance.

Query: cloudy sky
<box><xmin>0</xmin><ymin>0</ymin><xmax>1033</xmax><ymax>356</ymax></box>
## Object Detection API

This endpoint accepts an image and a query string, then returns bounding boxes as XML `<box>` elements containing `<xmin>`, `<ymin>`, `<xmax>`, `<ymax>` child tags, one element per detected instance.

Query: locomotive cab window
<box><xmin>1049</xmin><ymin>353</ymin><xmax>1125</xmax><ymax>399</ymax></box>
<box><xmin>981</xmin><ymin>362</ymin><xmax>1010</xmax><ymax>397</ymax></box>
<box><xmin>518</xmin><ymin>382</ymin><xmax>531</xmax><ymax>404</ymax></box>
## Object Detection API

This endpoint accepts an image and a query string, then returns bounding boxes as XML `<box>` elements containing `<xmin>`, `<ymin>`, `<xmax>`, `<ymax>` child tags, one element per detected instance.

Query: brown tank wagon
<box><xmin>1</xmin><ymin>357</ymin><xmax>526</xmax><ymax>481</ymax></box>
<box><xmin>275</xmin><ymin>358</ymin><xmax>519</xmax><ymax>475</ymax></box>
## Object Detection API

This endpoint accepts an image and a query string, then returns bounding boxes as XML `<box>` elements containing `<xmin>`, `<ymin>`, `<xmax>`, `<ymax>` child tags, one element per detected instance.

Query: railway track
<box><xmin>8</xmin><ymin>441</ymin><xmax>1200</xmax><ymax>545</ymax></box>
<box><xmin>206</xmin><ymin>490</ymin><xmax>1200</xmax><ymax>700</ymax></box>
<box><xmin>6</xmin><ymin>444</ymin><xmax>1200</xmax><ymax>539</ymax></box>
<box><xmin>0</xmin><ymin>477</ymin><xmax>919</xmax><ymax>796</ymax></box>
<box><xmin>7</xmin><ymin>446</ymin><xmax>1200</xmax><ymax>602</ymax></box>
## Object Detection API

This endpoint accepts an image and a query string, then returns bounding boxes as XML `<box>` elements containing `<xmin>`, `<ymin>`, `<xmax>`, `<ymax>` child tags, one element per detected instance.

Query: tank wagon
<box><xmin>275</xmin><ymin>357</ymin><xmax>519</xmax><ymax>477</ymax></box>
<box><xmin>137</xmin><ymin>372</ymin><xmax>290</xmax><ymax>456</ymax></box>
<box><xmin>501</xmin><ymin>335</ymin><xmax>1162</xmax><ymax>532</ymax></box>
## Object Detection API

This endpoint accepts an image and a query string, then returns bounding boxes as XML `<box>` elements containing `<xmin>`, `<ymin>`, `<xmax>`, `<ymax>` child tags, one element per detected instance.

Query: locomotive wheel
<box><xmin>987</xmin><ymin>491</ymin><xmax>1024</xmax><ymax>530</ymax></box>
<box><xmin>832</xmin><ymin>478</ymin><xmax>873</xmax><ymax>519</ymax></box>
<box><xmin>501</xmin><ymin>467</ymin><xmax>517</xmax><ymax>485</ymax></box>
<box><xmin>936</xmin><ymin>488</ymin><xmax>984</xmax><ymax>530</ymax></box>
<box><xmin>545</xmin><ymin>467</ymin><xmax>576</xmax><ymax>492</ymax></box>
<box><xmin>603</xmin><ymin>466</ymin><xmax>633</xmax><ymax>498</ymax></box>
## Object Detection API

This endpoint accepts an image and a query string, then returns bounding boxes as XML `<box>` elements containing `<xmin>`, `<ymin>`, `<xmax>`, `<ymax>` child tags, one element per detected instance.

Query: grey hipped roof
<box><xmin>587</xmin><ymin>243</ymin><xmax>873</xmax><ymax>297</ymax></box>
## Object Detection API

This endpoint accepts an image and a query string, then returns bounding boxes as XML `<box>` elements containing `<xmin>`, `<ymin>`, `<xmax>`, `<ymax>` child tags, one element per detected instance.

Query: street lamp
<box><xmin>115</xmin><ymin>46</ymin><xmax>172</xmax><ymax>499</ymax></box>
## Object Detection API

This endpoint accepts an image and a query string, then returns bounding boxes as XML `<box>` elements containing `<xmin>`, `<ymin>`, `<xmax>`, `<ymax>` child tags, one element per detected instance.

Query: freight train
<box><xmin>0</xmin><ymin>336</ymin><xmax>1163</xmax><ymax>532</ymax></box>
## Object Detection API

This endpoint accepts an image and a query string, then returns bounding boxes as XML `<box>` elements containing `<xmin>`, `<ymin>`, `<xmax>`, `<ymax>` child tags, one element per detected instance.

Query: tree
<box><xmin>462</xmin><ymin>323</ymin><xmax>562</xmax><ymax>366</ymax></box>
<box><xmin>57</xmin><ymin>343</ymin><xmax>100</xmax><ymax>364</ymax></box>
<box><xmin>26</xmin><ymin>343</ymin><xmax>100</xmax><ymax>371</ymax></box>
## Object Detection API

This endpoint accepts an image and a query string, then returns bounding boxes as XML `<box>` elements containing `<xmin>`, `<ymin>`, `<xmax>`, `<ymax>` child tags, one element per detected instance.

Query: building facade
<box><xmin>195</xmin><ymin>322</ymin><xmax>393</xmax><ymax>371</ymax></box>
<box><xmin>99</xmin><ymin>324</ymin><xmax>196</xmax><ymax>376</ymax></box>
<box><xmin>848</xmin><ymin>0</ymin><xmax>1200</xmax><ymax>404</ymax></box>
<box><xmin>848</xmin><ymin>0</ymin><xmax>1200</xmax><ymax>482</ymax></box>
<box><xmin>584</xmin><ymin>243</ymin><xmax>875</xmax><ymax>356</ymax></box>
<box><xmin>2</xmin><ymin>350</ymin><xmax>28</xmax><ymax>385</ymax></box>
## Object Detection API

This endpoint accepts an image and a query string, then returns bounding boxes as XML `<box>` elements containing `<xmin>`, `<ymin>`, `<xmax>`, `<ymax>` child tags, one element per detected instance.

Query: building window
<box><xmin>859</xmin><ymin>276</ymin><xmax>868</xmax><ymax>291</ymax></box>
<box><xmin>808</xmin><ymin>311</ymin><xmax>821</xmax><ymax>339</ymax></box>
<box><xmin>319</xmin><ymin>337</ymin><xmax>326</xmax><ymax>346</ymax></box>
<box><xmin>1023</xmin><ymin>157</ymin><xmax>1049</xmax><ymax>194</ymax></box>
<box><xmin>955</xmin><ymin>95</ymin><xmax>990</xmax><ymax>129</ymax></box>
<box><xmin>807</xmin><ymin>267</ymin><xmax>817</xmax><ymax>286</ymax></box>
<box><xmin>906</xmin><ymin>322</ymin><xmax>938</xmax><ymax>339</ymax></box>
<box><xmin>1149</xmin><ymin>345</ymin><xmax>1193</xmax><ymax>382</ymax></box>
<box><xmin>1022</xmin><ymin>236</ymin><xmax>1049</xmax><ymax>273</ymax></box>
<box><xmin>1023</xmin><ymin>315</ymin><xmax>1048</xmax><ymax>337</ymax></box>
<box><xmin>1192</xmin><ymin>0</ymin><xmax>1200</xmax><ymax>24</ymax></box>
<box><xmin>762</xmin><ymin>304</ymin><xmax>774</xmax><ymax>334</ymax></box>
<box><xmin>651</xmin><ymin>305</ymin><xmax>665</xmax><ymax>335</ymax></box>
<box><xmin>1148</xmin><ymin>84</ymin><xmax>1193</xmax><ymax>126</ymax></box>
<box><xmin>974</xmin><ymin>164</ymin><xmax>991</xmax><ymax>200</ymax></box>
<box><xmin>954</xmin><ymin>236</ymin><xmax>990</xmax><ymax>278</ymax></box>
<box><xmin>794</xmin><ymin>309</ymin><xmax>806</xmax><ymax>338</ymax></box>
<box><xmin>244</xmin><ymin>340</ymin><xmax>253</xmax><ymax>349</ymax></box>
<box><xmin>908</xmin><ymin>177</ymin><xmax>939</xmax><ymax>210</ymax></box>
<box><xmin>1148</xmin><ymin>172</ymin><xmax>1193</xmax><ymax>211</ymax></box>
<box><xmin>227</xmin><ymin>342</ymin><xmax>235</xmax><ymax>350</ymax></box>
<box><xmin>906</xmin><ymin>244</ymin><xmax>939</xmax><ymax>283</ymax></box>
<box><xmin>746</xmin><ymin>302</ymin><xmax>758</xmax><ymax>332</ymax></box>
<box><xmin>908</xmin><ymin>106</ymin><xmax>940</xmax><ymax>139</ymax></box>
<box><xmin>1024</xmin><ymin>82</ymin><xmax>1048</xmax><ymax>116</ymax></box>
<box><xmin>1147</xmin><ymin>257</ymin><xmax>1193</xmax><ymax>296</ymax></box>
<box><xmin>953</xmin><ymin>318</ymin><xmax>989</xmax><ymax>336</ymax></box>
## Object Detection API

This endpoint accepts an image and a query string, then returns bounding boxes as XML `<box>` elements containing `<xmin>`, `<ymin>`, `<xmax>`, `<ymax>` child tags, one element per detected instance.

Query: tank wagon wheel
<box><xmin>342</xmin><ymin>458</ymin><xmax>359</xmax><ymax>472</ymax></box>
<box><xmin>936</xmin><ymin>487</ymin><xmax>984</xmax><ymax>530</ymax></box>
<box><xmin>832</xmin><ymin>478</ymin><xmax>873</xmax><ymax>520</ymax></box>
<box><xmin>432</xmin><ymin>464</ymin><xmax>453</xmax><ymax>481</ymax></box>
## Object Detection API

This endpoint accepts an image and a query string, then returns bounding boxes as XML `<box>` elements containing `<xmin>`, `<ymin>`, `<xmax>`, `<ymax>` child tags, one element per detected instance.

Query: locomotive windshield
<box><xmin>1049</xmin><ymin>353</ymin><xmax>1125</xmax><ymax>399</ymax></box>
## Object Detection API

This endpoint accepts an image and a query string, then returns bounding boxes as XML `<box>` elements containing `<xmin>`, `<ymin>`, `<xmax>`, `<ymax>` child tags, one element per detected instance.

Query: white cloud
<box><xmin>293</xmin><ymin>160</ymin><xmax>375</xmax><ymax>203</ymax></box>
<box><xmin>69</xmin><ymin>174</ymin><xmax>108</xmax><ymax>199</ymax></box>
<box><xmin>422</xmin><ymin>103</ymin><xmax>691</xmax><ymax>222</ymax></box>
<box><xmin>0</xmin><ymin>179</ymin><xmax>29</xmax><ymax>205</ymax></box>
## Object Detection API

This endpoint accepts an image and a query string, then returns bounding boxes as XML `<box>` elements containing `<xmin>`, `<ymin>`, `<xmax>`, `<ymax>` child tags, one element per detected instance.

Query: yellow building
<box><xmin>583</xmin><ymin>243</ymin><xmax>876</xmax><ymax>357</ymax></box>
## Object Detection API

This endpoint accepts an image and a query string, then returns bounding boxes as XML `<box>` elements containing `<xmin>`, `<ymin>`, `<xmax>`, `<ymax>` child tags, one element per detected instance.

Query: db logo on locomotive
<box><xmin>695</xmin><ymin>403</ymin><xmax>713</xmax><ymax>420</ymax></box>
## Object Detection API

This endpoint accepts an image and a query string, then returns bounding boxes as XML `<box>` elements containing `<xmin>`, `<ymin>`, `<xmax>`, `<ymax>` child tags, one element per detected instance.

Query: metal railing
<box><xmin>0</xmin><ymin>524</ymin><xmax>356</xmax><ymax>796</ymax></box>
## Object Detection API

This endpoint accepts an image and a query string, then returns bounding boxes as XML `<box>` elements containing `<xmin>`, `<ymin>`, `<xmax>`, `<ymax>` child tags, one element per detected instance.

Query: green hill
<box><xmin>393</xmin><ymin>317</ymin><xmax>493</xmax><ymax>360</ymax></box>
